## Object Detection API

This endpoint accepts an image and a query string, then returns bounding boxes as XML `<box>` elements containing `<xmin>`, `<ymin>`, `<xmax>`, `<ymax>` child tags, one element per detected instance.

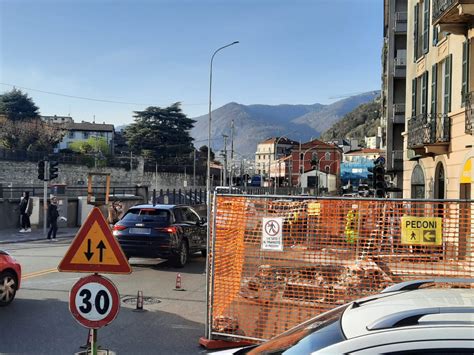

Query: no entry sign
<box><xmin>69</xmin><ymin>274</ymin><xmax>120</xmax><ymax>329</ymax></box>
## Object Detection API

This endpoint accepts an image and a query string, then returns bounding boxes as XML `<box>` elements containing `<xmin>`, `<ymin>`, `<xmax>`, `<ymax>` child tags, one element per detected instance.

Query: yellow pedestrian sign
<box><xmin>58</xmin><ymin>207</ymin><xmax>132</xmax><ymax>274</ymax></box>
<box><xmin>401</xmin><ymin>216</ymin><xmax>442</xmax><ymax>246</ymax></box>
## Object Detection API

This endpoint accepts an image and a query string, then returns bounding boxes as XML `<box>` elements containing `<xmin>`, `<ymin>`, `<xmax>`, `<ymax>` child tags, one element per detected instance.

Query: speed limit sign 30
<box><xmin>69</xmin><ymin>274</ymin><xmax>120</xmax><ymax>329</ymax></box>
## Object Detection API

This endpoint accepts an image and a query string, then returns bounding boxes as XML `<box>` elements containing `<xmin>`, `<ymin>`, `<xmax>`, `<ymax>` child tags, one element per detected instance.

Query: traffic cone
<box><xmin>174</xmin><ymin>273</ymin><xmax>185</xmax><ymax>291</ymax></box>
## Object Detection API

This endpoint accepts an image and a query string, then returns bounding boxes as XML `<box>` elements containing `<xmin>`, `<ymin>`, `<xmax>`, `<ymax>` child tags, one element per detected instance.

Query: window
<box><xmin>325</xmin><ymin>151</ymin><xmax>331</xmax><ymax>161</ymax></box>
<box><xmin>83</xmin><ymin>132</ymin><xmax>89</xmax><ymax>139</ymax></box>
<box><xmin>411</xmin><ymin>165</ymin><xmax>426</xmax><ymax>199</ymax></box>
<box><xmin>68</xmin><ymin>131</ymin><xmax>74</xmax><ymax>139</ymax></box>
<box><xmin>431</xmin><ymin>55</ymin><xmax>452</xmax><ymax>115</ymax></box>
<box><xmin>176</xmin><ymin>208</ymin><xmax>200</xmax><ymax>224</ymax></box>
<box><xmin>414</xmin><ymin>1</ymin><xmax>430</xmax><ymax>61</ymax></box>
<box><xmin>412</xmin><ymin>71</ymin><xmax>428</xmax><ymax>116</ymax></box>
<box><xmin>462</xmin><ymin>40</ymin><xmax>469</xmax><ymax>105</ymax></box>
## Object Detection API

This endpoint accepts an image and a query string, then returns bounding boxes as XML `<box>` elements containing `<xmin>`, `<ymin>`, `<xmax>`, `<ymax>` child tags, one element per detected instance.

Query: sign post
<box><xmin>58</xmin><ymin>207</ymin><xmax>131</xmax><ymax>355</ymax></box>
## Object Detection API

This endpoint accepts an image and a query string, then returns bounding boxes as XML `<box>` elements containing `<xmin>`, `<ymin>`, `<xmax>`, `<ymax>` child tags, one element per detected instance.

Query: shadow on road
<box><xmin>130</xmin><ymin>254</ymin><xmax>207</xmax><ymax>275</ymax></box>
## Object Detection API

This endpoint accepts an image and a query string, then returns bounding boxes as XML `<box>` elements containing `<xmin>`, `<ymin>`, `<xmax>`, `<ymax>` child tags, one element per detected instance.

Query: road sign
<box><xmin>401</xmin><ymin>216</ymin><xmax>442</xmax><ymax>246</ymax></box>
<box><xmin>70</xmin><ymin>274</ymin><xmax>120</xmax><ymax>329</ymax></box>
<box><xmin>58</xmin><ymin>207</ymin><xmax>131</xmax><ymax>274</ymax></box>
<box><xmin>262</xmin><ymin>217</ymin><xmax>283</xmax><ymax>251</ymax></box>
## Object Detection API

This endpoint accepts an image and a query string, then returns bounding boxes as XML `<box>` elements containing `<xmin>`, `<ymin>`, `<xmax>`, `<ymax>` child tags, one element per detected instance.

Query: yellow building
<box><xmin>405</xmin><ymin>0</ymin><xmax>474</xmax><ymax>200</ymax></box>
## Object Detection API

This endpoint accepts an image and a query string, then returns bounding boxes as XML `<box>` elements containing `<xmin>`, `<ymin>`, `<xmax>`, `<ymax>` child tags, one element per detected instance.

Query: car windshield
<box><xmin>243</xmin><ymin>304</ymin><xmax>349</xmax><ymax>354</ymax></box>
<box><xmin>121</xmin><ymin>208</ymin><xmax>171</xmax><ymax>225</ymax></box>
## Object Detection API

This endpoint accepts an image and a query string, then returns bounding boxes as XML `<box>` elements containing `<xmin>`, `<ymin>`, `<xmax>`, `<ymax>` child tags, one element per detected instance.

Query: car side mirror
<box><xmin>200</xmin><ymin>217</ymin><xmax>207</xmax><ymax>225</ymax></box>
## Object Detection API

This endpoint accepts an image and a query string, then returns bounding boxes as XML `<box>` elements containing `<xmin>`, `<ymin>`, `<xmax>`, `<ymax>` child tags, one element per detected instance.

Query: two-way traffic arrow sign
<box><xmin>58</xmin><ymin>207</ymin><xmax>131</xmax><ymax>274</ymax></box>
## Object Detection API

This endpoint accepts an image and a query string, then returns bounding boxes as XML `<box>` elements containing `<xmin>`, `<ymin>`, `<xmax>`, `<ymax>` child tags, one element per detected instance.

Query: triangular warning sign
<box><xmin>58</xmin><ymin>207</ymin><xmax>132</xmax><ymax>274</ymax></box>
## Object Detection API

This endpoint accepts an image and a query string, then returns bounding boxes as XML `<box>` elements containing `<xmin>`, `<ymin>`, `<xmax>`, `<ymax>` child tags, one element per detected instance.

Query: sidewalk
<box><xmin>0</xmin><ymin>227</ymin><xmax>79</xmax><ymax>244</ymax></box>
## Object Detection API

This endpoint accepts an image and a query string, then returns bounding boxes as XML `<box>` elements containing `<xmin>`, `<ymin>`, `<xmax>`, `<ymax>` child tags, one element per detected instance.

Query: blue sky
<box><xmin>0</xmin><ymin>0</ymin><xmax>383</xmax><ymax>126</ymax></box>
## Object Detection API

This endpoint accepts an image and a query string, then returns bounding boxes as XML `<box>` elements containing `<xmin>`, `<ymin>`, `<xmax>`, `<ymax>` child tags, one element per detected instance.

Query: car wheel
<box><xmin>172</xmin><ymin>240</ymin><xmax>189</xmax><ymax>268</ymax></box>
<box><xmin>0</xmin><ymin>271</ymin><xmax>18</xmax><ymax>306</ymax></box>
<box><xmin>201</xmin><ymin>249</ymin><xmax>207</xmax><ymax>257</ymax></box>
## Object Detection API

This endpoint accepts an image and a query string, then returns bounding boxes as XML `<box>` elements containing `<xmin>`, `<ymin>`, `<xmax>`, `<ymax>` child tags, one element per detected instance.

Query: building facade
<box><xmin>382</xmin><ymin>0</ymin><xmax>408</xmax><ymax>197</ymax></box>
<box><xmin>58</xmin><ymin>121</ymin><xmax>115</xmax><ymax>154</ymax></box>
<box><xmin>254</xmin><ymin>137</ymin><xmax>297</xmax><ymax>183</ymax></box>
<box><xmin>405</xmin><ymin>0</ymin><xmax>474</xmax><ymax>200</ymax></box>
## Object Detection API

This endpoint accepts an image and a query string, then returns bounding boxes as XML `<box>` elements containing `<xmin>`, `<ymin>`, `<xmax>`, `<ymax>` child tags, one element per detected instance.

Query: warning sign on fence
<box><xmin>262</xmin><ymin>217</ymin><xmax>283</xmax><ymax>251</ymax></box>
<box><xmin>401</xmin><ymin>216</ymin><xmax>442</xmax><ymax>245</ymax></box>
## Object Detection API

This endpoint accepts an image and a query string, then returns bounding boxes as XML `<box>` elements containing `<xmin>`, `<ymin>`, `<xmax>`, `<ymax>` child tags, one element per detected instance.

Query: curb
<box><xmin>0</xmin><ymin>233</ymin><xmax>76</xmax><ymax>245</ymax></box>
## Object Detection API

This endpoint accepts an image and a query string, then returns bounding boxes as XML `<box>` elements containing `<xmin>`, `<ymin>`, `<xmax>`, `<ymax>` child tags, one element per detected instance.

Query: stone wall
<box><xmin>0</xmin><ymin>159</ymin><xmax>205</xmax><ymax>189</ymax></box>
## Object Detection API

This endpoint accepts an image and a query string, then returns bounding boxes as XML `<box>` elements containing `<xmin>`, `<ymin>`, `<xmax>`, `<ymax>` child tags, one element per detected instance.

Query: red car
<box><xmin>0</xmin><ymin>250</ymin><xmax>21</xmax><ymax>306</ymax></box>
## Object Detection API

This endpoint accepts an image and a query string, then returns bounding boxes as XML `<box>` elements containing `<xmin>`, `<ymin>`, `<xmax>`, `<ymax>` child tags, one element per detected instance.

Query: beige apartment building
<box><xmin>405</xmin><ymin>0</ymin><xmax>473</xmax><ymax>200</ymax></box>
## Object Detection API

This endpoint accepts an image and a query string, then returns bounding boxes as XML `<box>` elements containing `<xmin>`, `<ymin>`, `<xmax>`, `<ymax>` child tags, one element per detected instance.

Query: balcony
<box><xmin>391</xmin><ymin>149</ymin><xmax>404</xmax><ymax>172</ymax></box>
<box><xmin>433</xmin><ymin>0</ymin><xmax>474</xmax><ymax>33</ymax></box>
<box><xmin>465</xmin><ymin>91</ymin><xmax>474</xmax><ymax>135</ymax></box>
<box><xmin>393</xmin><ymin>103</ymin><xmax>406</xmax><ymax>124</ymax></box>
<box><xmin>394</xmin><ymin>12</ymin><xmax>407</xmax><ymax>33</ymax></box>
<box><xmin>407</xmin><ymin>113</ymin><xmax>450</xmax><ymax>155</ymax></box>
<box><xmin>393</xmin><ymin>53</ymin><xmax>407</xmax><ymax>78</ymax></box>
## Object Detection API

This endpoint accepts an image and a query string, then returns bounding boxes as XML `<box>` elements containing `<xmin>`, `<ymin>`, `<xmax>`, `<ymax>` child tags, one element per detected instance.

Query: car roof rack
<box><xmin>367</xmin><ymin>307</ymin><xmax>474</xmax><ymax>331</ymax></box>
<box><xmin>381</xmin><ymin>278</ymin><xmax>474</xmax><ymax>293</ymax></box>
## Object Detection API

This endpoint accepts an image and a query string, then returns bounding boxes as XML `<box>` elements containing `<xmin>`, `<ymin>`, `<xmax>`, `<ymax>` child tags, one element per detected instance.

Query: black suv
<box><xmin>112</xmin><ymin>204</ymin><xmax>207</xmax><ymax>267</ymax></box>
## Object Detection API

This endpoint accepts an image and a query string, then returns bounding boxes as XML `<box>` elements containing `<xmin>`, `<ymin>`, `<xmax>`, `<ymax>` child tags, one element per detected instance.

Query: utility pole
<box><xmin>193</xmin><ymin>150</ymin><xmax>196</xmax><ymax>189</ymax></box>
<box><xmin>222</xmin><ymin>134</ymin><xmax>228</xmax><ymax>186</ymax></box>
<box><xmin>230</xmin><ymin>120</ymin><xmax>234</xmax><ymax>187</ymax></box>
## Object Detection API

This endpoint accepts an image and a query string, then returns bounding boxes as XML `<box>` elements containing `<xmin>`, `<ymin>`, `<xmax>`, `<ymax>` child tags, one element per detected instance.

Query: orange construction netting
<box><xmin>207</xmin><ymin>196</ymin><xmax>474</xmax><ymax>342</ymax></box>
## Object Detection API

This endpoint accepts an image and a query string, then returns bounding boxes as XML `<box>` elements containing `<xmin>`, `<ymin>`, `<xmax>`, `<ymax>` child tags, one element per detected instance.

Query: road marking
<box><xmin>22</xmin><ymin>268</ymin><xmax>58</xmax><ymax>280</ymax></box>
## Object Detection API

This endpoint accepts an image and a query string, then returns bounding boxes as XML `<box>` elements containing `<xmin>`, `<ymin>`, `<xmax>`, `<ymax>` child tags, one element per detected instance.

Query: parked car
<box><xmin>0</xmin><ymin>250</ymin><xmax>21</xmax><ymax>306</ymax></box>
<box><xmin>112</xmin><ymin>204</ymin><xmax>207</xmax><ymax>267</ymax></box>
<box><xmin>214</xmin><ymin>278</ymin><xmax>474</xmax><ymax>354</ymax></box>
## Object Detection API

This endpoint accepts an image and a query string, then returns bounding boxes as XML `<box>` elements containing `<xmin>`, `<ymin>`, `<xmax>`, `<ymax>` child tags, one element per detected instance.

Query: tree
<box><xmin>124</xmin><ymin>103</ymin><xmax>196</xmax><ymax>165</ymax></box>
<box><xmin>199</xmin><ymin>145</ymin><xmax>215</xmax><ymax>161</ymax></box>
<box><xmin>0</xmin><ymin>89</ymin><xmax>40</xmax><ymax>121</ymax></box>
<box><xmin>0</xmin><ymin>116</ymin><xmax>65</xmax><ymax>151</ymax></box>
<box><xmin>69</xmin><ymin>136</ymin><xmax>109</xmax><ymax>156</ymax></box>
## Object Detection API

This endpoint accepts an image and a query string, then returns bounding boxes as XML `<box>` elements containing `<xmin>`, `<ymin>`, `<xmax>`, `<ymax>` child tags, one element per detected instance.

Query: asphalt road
<box><xmin>0</xmin><ymin>239</ymin><xmax>209</xmax><ymax>354</ymax></box>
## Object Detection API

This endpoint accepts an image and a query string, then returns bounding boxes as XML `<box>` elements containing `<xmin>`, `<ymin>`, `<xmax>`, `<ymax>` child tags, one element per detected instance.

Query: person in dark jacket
<box><xmin>19</xmin><ymin>191</ymin><xmax>33</xmax><ymax>233</ymax></box>
<box><xmin>47</xmin><ymin>197</ymin><xmax>59</xmax><ymax>241</ymax></box>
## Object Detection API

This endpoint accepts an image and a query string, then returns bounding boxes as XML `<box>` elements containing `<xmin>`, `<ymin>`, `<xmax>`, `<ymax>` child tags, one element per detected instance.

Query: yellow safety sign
<box><xmin>58</xmin><ymin>207</ymin><xmax>131</xmax><ymax>274</ymax></box>
<box><xmin>307</xmin><ymin>202</ymin><xmax>321</xmax><ymax>216</ymax></box>
<box><xmin>401</xmin><ymin>216</ymin><xmax>442</xmax><ymax>246</ymax></box>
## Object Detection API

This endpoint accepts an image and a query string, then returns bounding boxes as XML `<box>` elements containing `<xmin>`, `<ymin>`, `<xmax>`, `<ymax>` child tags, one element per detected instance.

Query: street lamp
<box><xmin>205</xmin><ymin>41</ymin><xmax>239</xmax><ymax>339</ymax></box>
<box><xmin>206</xmin><ymin>41</ymin><xmax>239</xmax><ymax>200</ymax></box>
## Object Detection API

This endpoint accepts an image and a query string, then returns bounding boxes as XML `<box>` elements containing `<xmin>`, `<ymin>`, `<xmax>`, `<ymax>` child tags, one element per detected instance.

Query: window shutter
<box><xmin>423</xmin><ymin>0</ymin><xmax>430</xmax><ymax>54</ymax></box>
<box><xmin>412</xmin><ymin>78</ymin><xmax>417</xmax><ymax>116</ymax></box>
<box><xmin>421</xmin><ymin>72</ymin><xmax>428</xmax><ymax>114</ymax></box>
<box><xmin>432</xmin><ymin>25</ymin><xmax>438</xmax><ymax>46</ymax></box>
<box><xmin>414</xmin><ymin>3</ymin><xmax>419</xmax><ymax>61</ymax></box>
<box><xmin>431</xmin><ymin>63</ymin><xmax>438</xmax><ymax>114</ymax></box>
<box><xmin>462</xmin><ymin>40</ymin><xmax>469</xmax><ymax>105</ymax></box>
<box><xmin>444</xmin><ymin>54</ymin><xmax>452</xmax><ymax>114</ymax></box>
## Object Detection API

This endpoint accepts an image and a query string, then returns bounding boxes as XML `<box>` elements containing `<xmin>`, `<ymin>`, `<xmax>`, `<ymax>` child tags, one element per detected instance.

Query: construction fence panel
<box><xmin>206</xmin><ymin>195</ymin><xmax>474</xmax><ymax>343</ymax></box>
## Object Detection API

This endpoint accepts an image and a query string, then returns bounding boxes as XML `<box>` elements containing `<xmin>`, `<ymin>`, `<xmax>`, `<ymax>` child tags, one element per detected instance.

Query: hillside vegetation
<box><xmin>320</xmin><ymin>100</ymin><xmax>381</xmax><ymax>142</ymax></box>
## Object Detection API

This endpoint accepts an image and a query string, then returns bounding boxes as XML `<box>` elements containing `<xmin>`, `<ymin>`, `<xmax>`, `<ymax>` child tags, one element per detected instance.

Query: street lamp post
<box><xmin>205</xmin><ymin>41</ymin><xmax>239</xmax><ymax>339</ymax></box>
<box><xmin>206</xmin><ymin>41</ymin><xmax>239</xmax><ymax>199</ymax></box>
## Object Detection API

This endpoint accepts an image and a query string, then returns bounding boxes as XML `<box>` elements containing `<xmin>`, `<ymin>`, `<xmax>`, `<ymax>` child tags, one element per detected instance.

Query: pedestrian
<box><xmin>107</xmin><ymin>201</ymin><xmax>124</xmax><ymax>226</ymax></box>
<box><xmin>18</xmin><ymin>191</ymin><xmax>33</xmax><ymax>233</ymax></box>
<box><xmin>47</xmin><ymin>197</ymin><xmax>60</xmax><ymax>241</ymax></box>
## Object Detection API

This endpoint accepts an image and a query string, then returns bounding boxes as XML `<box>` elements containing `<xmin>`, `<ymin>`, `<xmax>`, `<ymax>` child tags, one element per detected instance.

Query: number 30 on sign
<box><xmin>69</xmin><ymin>274</ymin><xmax>120</xmax><ymax>329</ymax></box>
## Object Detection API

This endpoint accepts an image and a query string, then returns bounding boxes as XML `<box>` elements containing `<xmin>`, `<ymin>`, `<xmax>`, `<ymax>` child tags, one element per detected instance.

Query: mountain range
<box><xmin>190</xmin><ymin>91</ymin><xmax>379</xmax><ymax>157</ymax></box>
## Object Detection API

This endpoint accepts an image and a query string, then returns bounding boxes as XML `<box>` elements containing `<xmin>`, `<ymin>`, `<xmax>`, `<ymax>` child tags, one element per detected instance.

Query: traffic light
<box><xmin>37</xmin><ymin>160</ymin><xmax>46</xmax><ymax>181</ymax></box>
<box><xmin>373</xmin><ymin>163</ymin><xmax>387</xmax><ymax>198</ymax></box>
<box><xmin>367</xmin><ymin>166</ymin><xmax>375</xmax><ymax>188</ymax></box>
<box><xmin>49</xmin><ymin>160</ymin><xmax>59</xmax><ymax>180</ymax></box>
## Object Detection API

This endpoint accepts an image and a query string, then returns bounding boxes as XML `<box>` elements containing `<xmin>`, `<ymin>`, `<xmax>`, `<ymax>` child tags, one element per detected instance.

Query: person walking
<box><xmin>18</xmin><ymin>191</ymin><xmax>33</xmax><ymax>233</ymax></box>
<box><xmin>47</xmin><ymin>197</ymin><xmax>60</xmax><ymax>241</ymax></box>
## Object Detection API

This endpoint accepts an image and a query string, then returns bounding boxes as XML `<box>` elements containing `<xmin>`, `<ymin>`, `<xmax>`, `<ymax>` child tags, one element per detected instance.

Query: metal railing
<box><xmin>433</xmin><ymin>0</ymin><xmax>455</xmax><ymax>22</ymax></box>
<box><xmin>465</xmin><ymin>92</ymin><xmax>474</xmax><ymax>135</ymax></box>
<box><xmin>408</xmin><ymin>113</ymin><xmax>450</xmax><ymax>148</ymax></box>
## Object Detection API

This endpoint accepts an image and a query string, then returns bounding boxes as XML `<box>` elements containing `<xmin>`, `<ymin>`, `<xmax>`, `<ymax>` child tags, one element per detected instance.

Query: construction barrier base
<box><xmin>199</xmin><ymin>337</ymin><xmax>253</xmax><ymax>350</ymax></box>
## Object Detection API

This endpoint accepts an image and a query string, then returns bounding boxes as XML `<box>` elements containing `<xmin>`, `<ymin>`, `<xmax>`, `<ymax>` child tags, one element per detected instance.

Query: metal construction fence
<box><xmin>206</xmin><ymin>195</ymin><xmax>474</xmax><ymax>343</ymax></box>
